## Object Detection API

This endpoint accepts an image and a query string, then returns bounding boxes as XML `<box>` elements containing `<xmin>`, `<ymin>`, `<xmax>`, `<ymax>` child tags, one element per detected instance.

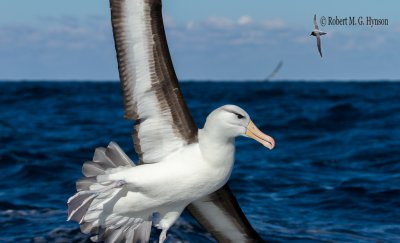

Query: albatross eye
<box><xmin>237</xmin><ymin>114</ymin><xmax>245</xmax><ymax>119</ymax></box>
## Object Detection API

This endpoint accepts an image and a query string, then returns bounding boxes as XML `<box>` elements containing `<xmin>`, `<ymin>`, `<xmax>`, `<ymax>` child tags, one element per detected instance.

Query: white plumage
<box><xmin>68</xmin><ymin>106</ymin><xmax>274</xmax><ymax>242</ymax></box>
<box><xmin>67</xmin><ymin>0</ymin><xmax>275</xmax><ymax>242</ymax></box>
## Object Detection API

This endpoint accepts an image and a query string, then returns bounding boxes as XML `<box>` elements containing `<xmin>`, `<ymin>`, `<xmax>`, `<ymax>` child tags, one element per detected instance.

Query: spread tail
<box><xmin>67</xmin><ymin>142</ymin><xmax>152</xmax><ymax>243</ymax></box>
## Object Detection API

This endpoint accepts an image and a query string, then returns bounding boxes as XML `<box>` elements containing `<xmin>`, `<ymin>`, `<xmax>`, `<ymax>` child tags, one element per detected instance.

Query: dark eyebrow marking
<box><xmin>222</xmin><ymin>108</ymin><xmax>245</xmax><ymax>118</ymax></box>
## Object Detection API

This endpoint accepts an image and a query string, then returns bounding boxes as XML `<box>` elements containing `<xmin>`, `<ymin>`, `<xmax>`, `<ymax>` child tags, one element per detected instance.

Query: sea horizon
<box><xmin>1</xmin><ymin>79</ymin><xmax>400</xmax><ymax>83</ymax></box>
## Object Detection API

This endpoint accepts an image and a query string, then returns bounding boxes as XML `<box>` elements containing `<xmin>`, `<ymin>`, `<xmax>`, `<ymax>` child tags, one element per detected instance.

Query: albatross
<box><xmin>67</xmin><ymin>0</ymin><xmax>275</xmax><ymax>242</ymax></box>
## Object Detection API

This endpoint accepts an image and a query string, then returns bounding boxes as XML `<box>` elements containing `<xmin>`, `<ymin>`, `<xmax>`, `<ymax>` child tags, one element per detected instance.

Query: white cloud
<box><xmin>1</xmin><ymin>13</ymin><xmax>398</xmax><ymax>80</ymax></box>
<box><xmin>261</xmin><ymin>19</ymin><xmax>286</xmax><ymax>29</ymax></box>
<box><xmin>166</xmin><ymin>16</ymin><xmax>292</xmax><ymax>49</ymax></box>
<box><xmin>0</xmin><ymin>16</ymin><xmax>112</xmax><ymax>52</ymax></box>
<box><xmin>237</xmin><ymin>15</ymin><xmax>252</xmax><ymax>25</ymax></box>
<box><xmin>3</xmin><ymin>14</ymin><xmax>393</xmax><ymax>54</ymax></box>
<box><xmin>328</xmin><ymin>30</ymin><xmax>388</xmax><ymax>52</ymax></box>
<box><xmin>186</xmin><ymin>21</ymin><xmax>195</xmax><ymax>30</ymax></box>
<box><xmin>206</xmin><ymin>16</ymin><xmax>235</xmax><ymax>29</ymax></box>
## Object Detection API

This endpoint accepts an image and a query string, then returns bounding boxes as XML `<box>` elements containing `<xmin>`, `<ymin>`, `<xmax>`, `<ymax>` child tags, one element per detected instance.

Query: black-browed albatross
<box><xmin>67</xmin><ymin>0</ymin><xmax>275</xmax><ymax>242</ymax></box>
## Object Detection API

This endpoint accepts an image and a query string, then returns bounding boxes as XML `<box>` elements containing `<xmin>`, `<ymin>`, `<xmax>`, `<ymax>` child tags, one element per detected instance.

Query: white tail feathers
<box><xmin>67</xmin><ymin>142</ymin><xmax>152</xmax><ymax>243</ymax></box>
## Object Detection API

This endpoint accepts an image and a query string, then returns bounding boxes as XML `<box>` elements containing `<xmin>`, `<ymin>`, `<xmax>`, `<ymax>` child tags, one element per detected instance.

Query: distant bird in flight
<box><xmin>310</xmin><ymin>14</ymin><xmax>327</xmax><ymax>58</ymax></box>
<box><xmin>265</xmin><ymin>60</ymin><xmax>283</xmax><ymax>81</ymax></box>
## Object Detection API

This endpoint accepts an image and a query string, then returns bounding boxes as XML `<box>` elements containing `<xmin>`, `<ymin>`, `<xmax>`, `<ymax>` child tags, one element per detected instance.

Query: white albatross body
<box><xmin>109</xmin><ymin>136</ymin><xmax>234</xmax><ymax>201</ymax></box>
<box><xmin>67</xmin><ymin>0</ymin><xmax>275</xmax><ymax>242</ymax></box>
<box><xmin>102</xmin><ymin>128</ymin><xmax>236</xmax><ymax>218</ymax></box>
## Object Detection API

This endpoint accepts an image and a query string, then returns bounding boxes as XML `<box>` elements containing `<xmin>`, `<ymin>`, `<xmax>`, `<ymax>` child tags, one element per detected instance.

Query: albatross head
<box><xmin>203</xmin><ymin>105</ymin><xmax>275</xmax><ymax>150</ymax></box>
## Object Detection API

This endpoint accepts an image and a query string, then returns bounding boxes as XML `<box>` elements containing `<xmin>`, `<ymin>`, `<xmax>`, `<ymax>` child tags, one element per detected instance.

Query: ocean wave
<box><xmin>1</xmin><ymin>81</ymin><xmax>400</xmax><ymax>242</ymax></box>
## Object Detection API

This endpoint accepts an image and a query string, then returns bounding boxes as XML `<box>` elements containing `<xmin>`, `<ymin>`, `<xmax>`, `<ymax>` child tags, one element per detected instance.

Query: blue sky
<box><xmin>1</xmin><ymin>0</ymin><xmax>400</xmax><ymax>80</ymax></box>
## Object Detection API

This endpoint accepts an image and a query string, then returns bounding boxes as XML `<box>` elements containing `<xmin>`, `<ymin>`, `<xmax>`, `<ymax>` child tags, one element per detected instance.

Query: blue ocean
<box><xmin>0</xmin><ymin>81</ymin><xmax>399</xmax><ymax>243</ymax></box>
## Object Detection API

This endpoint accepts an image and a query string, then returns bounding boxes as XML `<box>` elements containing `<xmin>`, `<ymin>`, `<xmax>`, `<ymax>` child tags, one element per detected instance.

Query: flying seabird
<box><xmin>67</xmin><ymin>0</ymin><xmax>275</xmax><ymax>242</ymax></box>
<box><xmin>310</xmin><ymin>14</ymin><xmax>327</xmax><ymax>58</ymax></box>
<box><xmin>265</xmin><ymin>60</ymin><xmax>283</xmax><ymax>81</ymax></box>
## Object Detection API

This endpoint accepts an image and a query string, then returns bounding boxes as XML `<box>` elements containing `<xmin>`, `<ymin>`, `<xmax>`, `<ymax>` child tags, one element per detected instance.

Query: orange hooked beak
<box><xmin>245</xmin><ymin>121</ymin><xmax>275</xmax><ymax>150</ymax></box>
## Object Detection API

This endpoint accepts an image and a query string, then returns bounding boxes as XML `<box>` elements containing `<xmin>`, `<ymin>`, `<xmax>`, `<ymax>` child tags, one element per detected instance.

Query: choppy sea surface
<box><xmin>0</xmin><ymin>81</ymin><xmax>399</xmax><ymax>243</ymax></box>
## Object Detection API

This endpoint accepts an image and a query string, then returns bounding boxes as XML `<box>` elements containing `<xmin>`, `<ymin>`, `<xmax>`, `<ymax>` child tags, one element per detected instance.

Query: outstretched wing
<box><xmin>314</xmin><ymin>14</ymin><xmax>319</xmax><ymax>30</ymax></box>
<box><xmin>110</xmin><ymin>0</ymin><xmax>197</xmax><ymax>164</ymax></box>
<box><xmin>110</xmin><ymin>0</ymin><xmax>264</xmax><ymax>241</ymax></box>
<box><xmin>188</xmin><ymin>185</ymin><xmax>265</xmax><ymax>243</ymax></box>
<box><xmin>317</xmin><ymin>36</ymin><xmax>323</xmax><ymax>57</ymax></box>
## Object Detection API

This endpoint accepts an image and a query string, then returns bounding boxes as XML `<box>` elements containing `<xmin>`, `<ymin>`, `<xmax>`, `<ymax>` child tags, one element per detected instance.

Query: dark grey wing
<box><xmin>317</xmin><ymin>35</ymin><xmax>323</xmax><ymax>57</ymax></box>
<box><xmin>187</xmin><ymin>185</ymin><xmax>265</xmax><ymax>243</ymax></box>
<box><xmin>314</xmin><ymin>14</ymin><xmax>319</xmax><ymax>30</ymax></box>
<box><xmin>110</xmin><ymin>0</ymin><xmax>198</xmax><ymax>164</ymax></box>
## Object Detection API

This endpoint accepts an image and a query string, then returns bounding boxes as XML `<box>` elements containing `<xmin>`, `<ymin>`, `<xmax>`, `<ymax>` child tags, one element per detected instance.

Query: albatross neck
<box><xmin>198</xmin><ymin>127</ymin><xmax>236</xmax><ymax>167</ymax></box>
